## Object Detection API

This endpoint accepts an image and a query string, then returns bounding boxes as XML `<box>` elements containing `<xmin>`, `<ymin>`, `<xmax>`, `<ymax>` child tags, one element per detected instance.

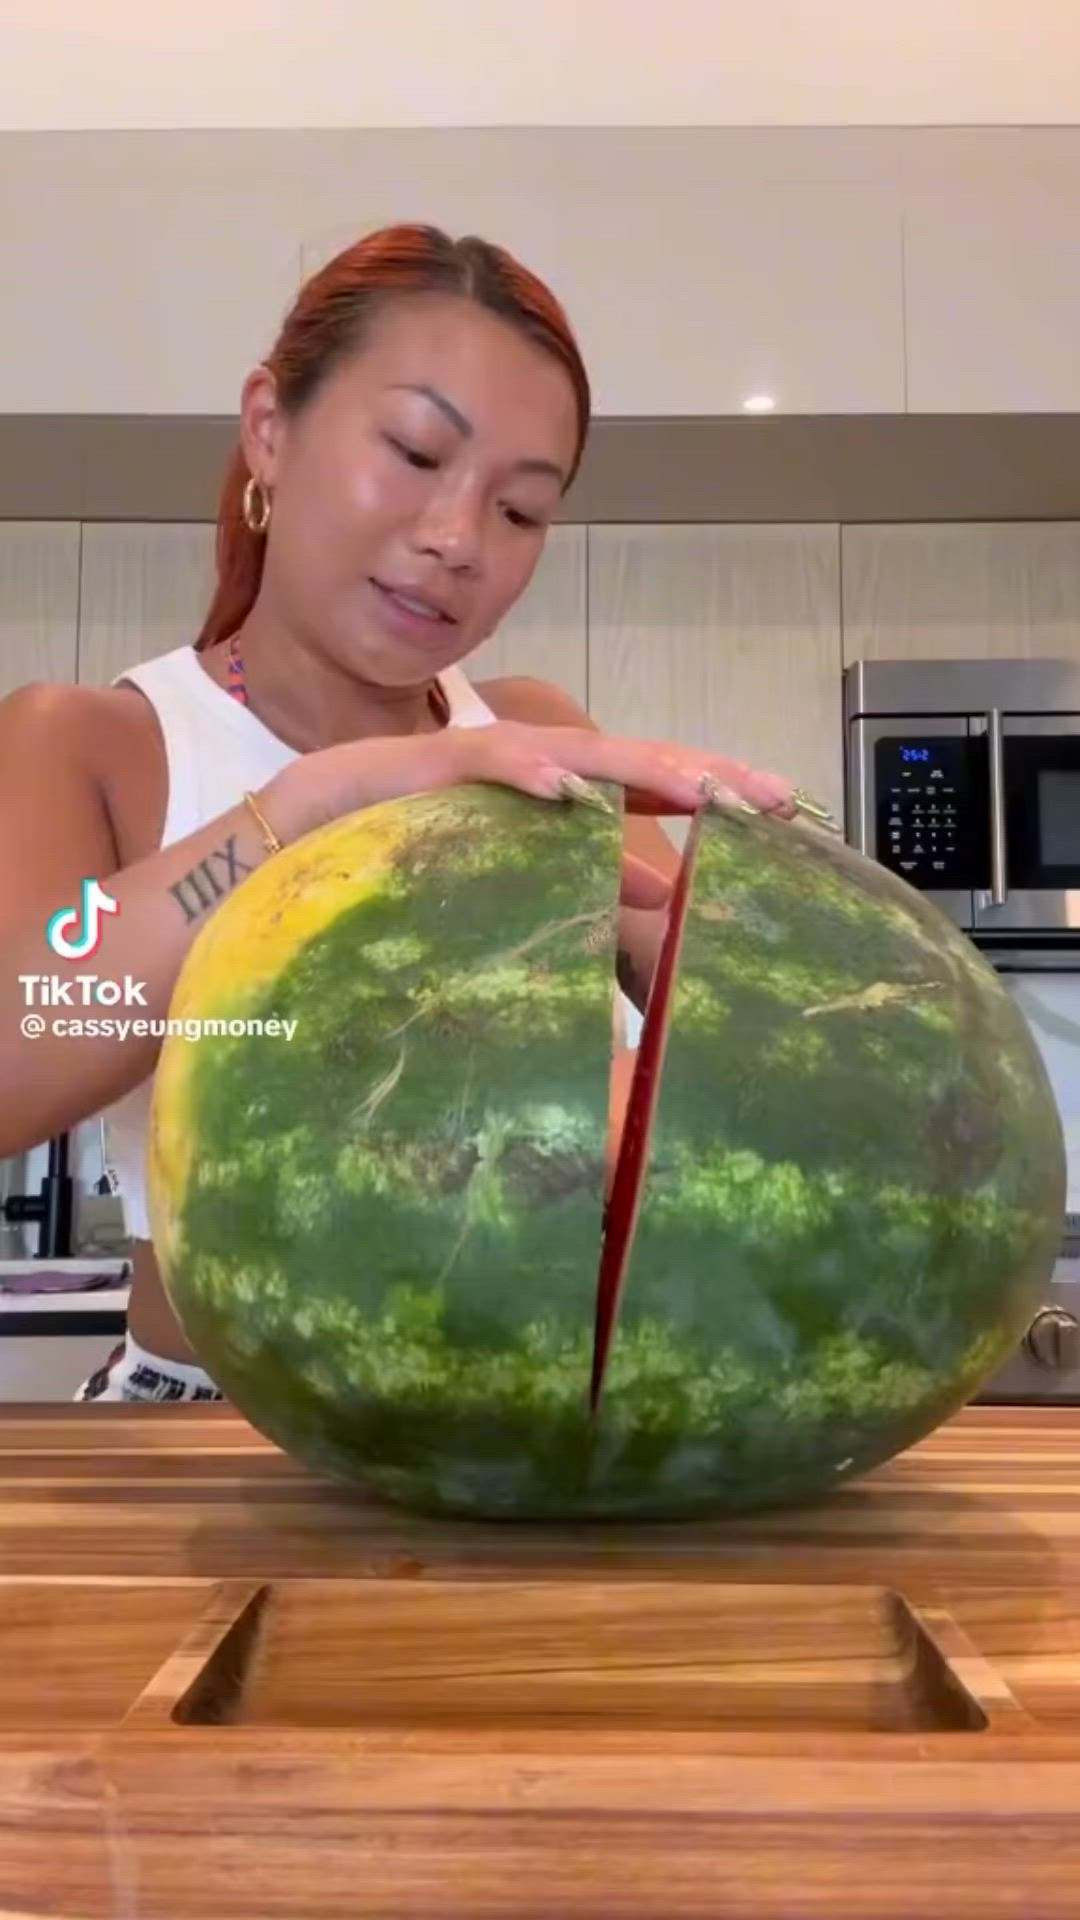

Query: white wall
<box><xmin>4</xmin><ymin>0</ymin><xmax>1080</xmax><ymax>130</ymax></box>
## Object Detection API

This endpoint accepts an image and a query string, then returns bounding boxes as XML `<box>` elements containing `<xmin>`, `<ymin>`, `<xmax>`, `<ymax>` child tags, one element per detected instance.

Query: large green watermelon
<box><xmin>148</xmin><ymin>781</ymin><xmax>1064</xmax><ymax>1519</ymax></box>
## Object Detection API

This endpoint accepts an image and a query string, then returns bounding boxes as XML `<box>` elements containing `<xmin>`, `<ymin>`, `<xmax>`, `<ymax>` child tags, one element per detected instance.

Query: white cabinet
<box><xmin>7</xmin><ymin>129</ymin><xmax>1080</xmax><ymax>417</ymax></box>
<box><xmin>0</xmin><ymin>525</ymin><xmax>79</xmax><ymax>698</ymax></box>
<box><xmin>307</xmin><ymin>184</ymin><xmax>903</xmax><ymax>419</ymax></box>
<box><xmin>841</xmin><ymin>524</ymin><xmax>1080</xmax><ymax>664</ymax></box>
<box><xmin>77</xmin><ymin>525</ymin><xmax>216</xmax><ymax>686</ymax></box>
<box><xmin>587</xmin><ymin>525</ymin><xmax>844</xmax><ymax>820</ymax></box>
<box><xmin>0</xmin><ymin>526</ymin><xmax>79</xmax><ymax>698</ymax></box>
<box><xmin>573</xmin><ymin>186</ymin><xmax>905</xmax><ymax>417</ymax></box>
<box><xmin>904</xmin><ymin>188</ymin><xmax>1080</xmax><ymax>413</ymax></box>
<box><xmin>1</xmin><ymin>179</ymin><xmax>301</xmax><ymax>414</ymax></box>
<box><xmin>0</xmin><ymin>1331</ymin><xmax>114</xmax><ymax>1402</ymax></box>
<box><xmin>0</xmin><ymin>1272</ymin><xmax>128</xmax><ymax>1403</ymax></box>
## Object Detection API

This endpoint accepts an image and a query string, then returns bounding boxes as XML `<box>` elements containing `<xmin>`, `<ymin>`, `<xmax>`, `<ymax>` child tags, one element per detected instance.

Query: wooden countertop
<box><xmin>3</xmin><ymin>1401</ymin><xmax>1080</xmax><ymax>1917</ymax></box>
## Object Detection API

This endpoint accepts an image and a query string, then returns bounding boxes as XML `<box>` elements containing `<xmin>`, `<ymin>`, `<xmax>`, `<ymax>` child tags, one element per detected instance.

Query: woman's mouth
<box><xmin>369</xmin><ymin>578</ymin><xmax>456</xmax><ymax>633</ymax></box>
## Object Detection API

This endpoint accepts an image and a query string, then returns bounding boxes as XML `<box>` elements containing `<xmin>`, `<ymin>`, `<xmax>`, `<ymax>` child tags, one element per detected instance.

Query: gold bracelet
<box><xmin>242</xmin><ymin>788</ymin><xmax>284</xmax><ymax>855</ymax></box>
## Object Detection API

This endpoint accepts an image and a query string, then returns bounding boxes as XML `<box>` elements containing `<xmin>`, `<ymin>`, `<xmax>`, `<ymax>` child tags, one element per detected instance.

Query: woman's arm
<box><xmin>0</xmin><ymin>685</ymin><xmax>290</xmax><ymax>1155</ymax></box>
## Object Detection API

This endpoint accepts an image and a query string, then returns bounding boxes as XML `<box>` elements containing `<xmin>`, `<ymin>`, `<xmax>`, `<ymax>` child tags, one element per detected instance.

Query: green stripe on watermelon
<box><xmin>153</xmin><ymin>783</ymin><xmax>625</xmax><ymax>1517</ymax></box>
<box><xmin>590</xmin><ymin>807</ymin><xmax>1065</xmax><ymax>1519</ymax></box>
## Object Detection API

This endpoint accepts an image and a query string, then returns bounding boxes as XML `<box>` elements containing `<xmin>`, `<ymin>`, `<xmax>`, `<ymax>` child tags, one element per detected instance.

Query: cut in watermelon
<box><xmin>591</xmin><ymin>809</ymin><xmax>705</xmax><ymax>1408</ymax></box>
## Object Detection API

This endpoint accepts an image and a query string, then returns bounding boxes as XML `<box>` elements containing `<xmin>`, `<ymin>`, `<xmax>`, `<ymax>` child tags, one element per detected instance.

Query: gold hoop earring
<box><xmin>242</xmin><ymin>476</ymin><xmax>271</xmax><ymax>535</ymax></box>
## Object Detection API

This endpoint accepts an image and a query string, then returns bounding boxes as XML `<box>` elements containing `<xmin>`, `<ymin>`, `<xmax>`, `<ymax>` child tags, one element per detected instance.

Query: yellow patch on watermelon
<box><xmin>148</xmin><ymin>801</ymin><xmax>414</xmax><ymax>1240</ymax></box>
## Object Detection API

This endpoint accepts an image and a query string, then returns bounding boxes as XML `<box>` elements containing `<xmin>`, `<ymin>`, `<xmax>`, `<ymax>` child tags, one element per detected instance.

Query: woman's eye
<box><xmin>387</xmin><ymin>436</ymin><xmax>437</xmax><ymax>470</ymax></box>
<box><xmin>504</xmin><ymin>507</ymin><xmax>541</xmax><ymax>529</ymax></box>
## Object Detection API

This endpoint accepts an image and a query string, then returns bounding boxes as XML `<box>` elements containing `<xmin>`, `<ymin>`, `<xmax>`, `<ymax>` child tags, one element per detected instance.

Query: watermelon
<box><xmin>148</xmin><ymin>782</ymin><xmax>1064</xmax><ymax>1520</ymax></box>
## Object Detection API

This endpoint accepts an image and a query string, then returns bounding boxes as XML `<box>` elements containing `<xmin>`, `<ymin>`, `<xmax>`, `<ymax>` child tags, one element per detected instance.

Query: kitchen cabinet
<box><xmin>1</xmin><ymin>176</ymin><xmax>302</xmax><ymax>416</ymax></box>
<box><xmin>7</xmin><ymin>129</ymin><xmax>1080</xmax><ymax>418</ymax></box>
<box><xmin>0</xmin><ymin>523</ymin><xmax>79</xmax><ymax>697</ymax></box>
<box><xmin>565</xmin><ymin>183</ymin><xmax>904</xmax><ymax>418</ymax></box>
<box><xmin>304</xmin><ymin>176</ymin><xmax>905</xmax><ymax>418</ymax></box>
<box><xmin>76</xmin><ymin>523</ymin><xmax>216</xmax><ymax>686</ymax></box>
<box><xmin>905</xmin><ymin>188</ymin><xmax>1080</xmax><ymax>414</ymax></box>
<box><xmin>464</xmin><ymin>525</ymin><xmax>587</xmax><ymax>706</ymax></box>
<box><xmin>0</xmin><ymin>1273</ymin><xmax>127</xmax><ymax>1402</ymax></box>
<box><xmin>841</xmin><ymin>522</ymin><xmax>1080</xmax><ymax>665</ymax></box>
<box><xmin>587</xmin><ymin>524</ymin><xmax>844</xmax><ymax>822</ymax></box>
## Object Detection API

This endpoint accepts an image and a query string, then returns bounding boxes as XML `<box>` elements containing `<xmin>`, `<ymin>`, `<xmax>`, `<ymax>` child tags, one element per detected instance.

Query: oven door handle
<box><xmin>985</xmin><ymin>706</ymin><xmax>1009</xmax><ymax>907</ymax></box>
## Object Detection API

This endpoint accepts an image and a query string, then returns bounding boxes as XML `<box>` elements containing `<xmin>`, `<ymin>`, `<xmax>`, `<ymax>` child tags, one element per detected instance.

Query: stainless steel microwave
<box><xmin>844</xmin><ymin>658</ymin><xmax>1080</xmax><ymax>953</ymax></box>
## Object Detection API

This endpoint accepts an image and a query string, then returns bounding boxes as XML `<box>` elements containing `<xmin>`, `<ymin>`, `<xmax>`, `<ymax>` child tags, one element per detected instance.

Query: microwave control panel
<box><xmin>873</xmin><ymin>736</ymin><xmax>986</xmax><ymax>887</ymax></box>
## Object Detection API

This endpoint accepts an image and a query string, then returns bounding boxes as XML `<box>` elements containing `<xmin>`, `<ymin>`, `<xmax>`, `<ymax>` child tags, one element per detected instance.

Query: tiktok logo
<box><xmin>45</xmin><ymin>878</ymin><xmax>120</xmax><ymax>961</ymax></box>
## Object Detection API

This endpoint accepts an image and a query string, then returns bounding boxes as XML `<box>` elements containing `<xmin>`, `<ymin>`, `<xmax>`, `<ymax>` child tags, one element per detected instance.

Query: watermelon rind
<box><xmin>591</xmin><ymin>808</ymin><xmax>1065</xmax><ymax>1517</ymax></box>
<box><xmin>150</xmin><ymin>783</ymin><xmax>625</xmax><ymax>1516</ymax></box>
<box><xmin>149</xmin><ymin>789</ymin><xmax>1065</xmax><ymax>1521</ymax></box>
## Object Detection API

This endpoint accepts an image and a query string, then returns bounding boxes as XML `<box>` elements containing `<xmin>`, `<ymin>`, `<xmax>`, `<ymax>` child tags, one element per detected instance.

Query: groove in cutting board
<box><xmin>895</xmin><ymin>1596</ymin><xmax>1034</xmax><ymax>1731</ymax></box>
<box><xmin>122</xmin><ymin>1579</ymin><xmax>269</xmax><ymax>1727</ymax></box>
<box><xmin>124</xmin><ymin>1579</ymin><xmax>1000</xmax><ymax>1734</ymax></box>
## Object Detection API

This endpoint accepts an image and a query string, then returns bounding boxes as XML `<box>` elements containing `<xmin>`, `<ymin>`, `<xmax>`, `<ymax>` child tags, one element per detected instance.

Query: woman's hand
<box><xmin>457</xmin><ymin>720</ymin><xmax>798</xmax><ymax>820</ymax></box>
<box><xmin>263</xmin><ymin>716</ymin><xmax>799</xmax><ymax>848</ymax></box>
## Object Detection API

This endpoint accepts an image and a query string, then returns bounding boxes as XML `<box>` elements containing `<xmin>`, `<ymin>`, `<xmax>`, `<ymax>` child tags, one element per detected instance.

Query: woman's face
<box><xmin>244</xmin><ymin>294</ymin><xmax>581</xmax><ymax>686</ymax></box>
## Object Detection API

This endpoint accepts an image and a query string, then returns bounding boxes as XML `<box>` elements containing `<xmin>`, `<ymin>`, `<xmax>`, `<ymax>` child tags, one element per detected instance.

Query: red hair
<box><xmin>195</xmin><ymin>223</ymin><xmax>591</xmax><ymax>651</ymax></box>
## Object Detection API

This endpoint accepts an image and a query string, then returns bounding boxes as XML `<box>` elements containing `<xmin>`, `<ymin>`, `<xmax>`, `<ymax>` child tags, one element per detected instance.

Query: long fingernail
<box><xmin>793</xmin><ymin>788</ymin><xmax>843</xmax><ymax>833</ymax></box>
<box><xmin>698</xmin><ymin>773</ymin><xmax>757</xmax><ymax>815</ymax></box>
<box><xmin>557</xmin><ymin>772</ymin><xmax>616</xmax><ymax>815</ymax></box>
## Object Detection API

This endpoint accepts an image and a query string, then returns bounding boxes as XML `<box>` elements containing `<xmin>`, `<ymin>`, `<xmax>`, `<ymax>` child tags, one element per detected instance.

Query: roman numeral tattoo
<box><xmin>168</xmin><ymin>835</ymin><xmax>255</xmax><ymax>925</ymax></box>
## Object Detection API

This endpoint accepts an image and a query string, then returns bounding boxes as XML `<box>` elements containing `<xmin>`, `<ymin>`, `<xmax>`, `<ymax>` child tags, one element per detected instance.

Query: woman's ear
<box><xmin>238</xmin><ymin>363</ymin><xmax>285</xmax><ymax>490</ymax></box>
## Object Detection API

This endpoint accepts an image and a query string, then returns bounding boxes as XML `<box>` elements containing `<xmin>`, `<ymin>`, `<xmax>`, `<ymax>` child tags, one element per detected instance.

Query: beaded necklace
<box><xmin>225</xmin><ymin>630</ymin><xmax>248</xmax><ymax>706</ymax></box>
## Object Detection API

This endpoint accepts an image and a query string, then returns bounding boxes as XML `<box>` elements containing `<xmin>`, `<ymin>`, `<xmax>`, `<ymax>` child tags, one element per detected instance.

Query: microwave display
<box><xmin>874</xmin><ymin>735</ymin><xmax>988</xmax><ymax>889</ymax></box>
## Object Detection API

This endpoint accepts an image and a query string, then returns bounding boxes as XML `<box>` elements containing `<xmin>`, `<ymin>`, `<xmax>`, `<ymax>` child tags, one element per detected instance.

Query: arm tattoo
<box><xmin>168</xmin><ymin>834</ymin><xmax>255</xmax><ymax>926</ymax></box>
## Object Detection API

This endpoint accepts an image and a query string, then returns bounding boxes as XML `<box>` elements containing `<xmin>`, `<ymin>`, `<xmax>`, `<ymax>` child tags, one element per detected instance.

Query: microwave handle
<box><xmin>985</xmin><ymin>707</ymin><xmax>1008</xmax><ymax>907</ymax></box>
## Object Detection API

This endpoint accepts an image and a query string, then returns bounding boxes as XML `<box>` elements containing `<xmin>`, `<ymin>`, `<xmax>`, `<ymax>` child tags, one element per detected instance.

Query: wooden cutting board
<box><xmin>3</xmin><ymin>1402</ymin><xmax>1080</xmax><ymax>1917</ymax></box>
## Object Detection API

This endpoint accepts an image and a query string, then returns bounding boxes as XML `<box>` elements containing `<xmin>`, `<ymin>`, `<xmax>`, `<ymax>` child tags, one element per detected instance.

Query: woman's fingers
<box><xmin>283</xmin><ymin>719</ymin><xmax>825</xmax><ymax>842</ymax></box>
<box><xmin>536</xmin><ymin>728</ymin><xmax>796</xmax><ymax>819</ymax></box>
<box><xmin>619</xmin><ymin>852</ymin><xmax>671</xmax><ymax>911</ymax></box>
<box><xmin>736</xmin><ymin>767</ymin><xmax>799</xmax><ymax>817</ymax></box>
<box><xmin>456</xmin><ymin>721</ymin><xmax>808</xmax><ymax>824</ymax></box>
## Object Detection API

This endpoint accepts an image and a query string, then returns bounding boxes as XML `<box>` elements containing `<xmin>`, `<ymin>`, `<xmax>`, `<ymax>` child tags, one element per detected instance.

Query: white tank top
<box><xmin>100</xmin><ymin>644</ymin><xmax>499</xmax><ymax>1240</ymax></box>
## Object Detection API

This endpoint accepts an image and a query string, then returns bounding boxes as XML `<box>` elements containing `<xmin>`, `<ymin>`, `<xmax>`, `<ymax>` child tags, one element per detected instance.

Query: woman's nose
<box><xmin>412</xmin><ymin>480</ymin><xmax>484</xmax><ymax>573</ymax></box>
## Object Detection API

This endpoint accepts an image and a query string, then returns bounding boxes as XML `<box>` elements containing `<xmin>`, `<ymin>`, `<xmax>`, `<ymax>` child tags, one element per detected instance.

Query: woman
<box><xmin>0</xmin><ymin>222</ymin><xmax>807</xmax><ymax>1403</ymax></box>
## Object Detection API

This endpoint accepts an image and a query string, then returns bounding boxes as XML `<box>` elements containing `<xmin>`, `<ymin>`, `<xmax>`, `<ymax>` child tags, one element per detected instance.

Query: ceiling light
<box><xmin>742</xmin><ymin>394</ymin><xmax>776</xmax><ymax>414</ymax></box>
